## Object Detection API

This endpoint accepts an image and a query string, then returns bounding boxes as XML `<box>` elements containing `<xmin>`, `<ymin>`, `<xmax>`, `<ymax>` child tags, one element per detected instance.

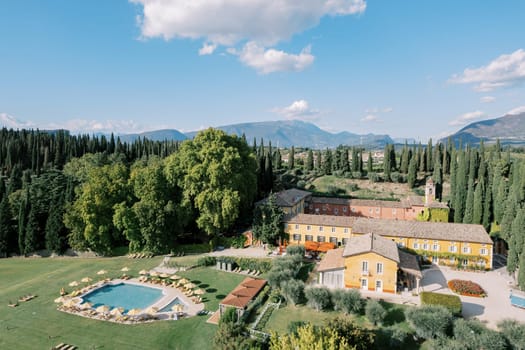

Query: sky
<box><xmin>1</xmin><ymin>0</ymin><xmax>525</xmax><ymax>141</ymax></box>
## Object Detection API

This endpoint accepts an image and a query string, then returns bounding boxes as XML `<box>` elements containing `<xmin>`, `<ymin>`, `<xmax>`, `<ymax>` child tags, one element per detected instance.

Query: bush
<box><xmin>305</xmin><ymin>286</ymin><xmax>332</xmax><ymax>311</ymax></box>
<box><xmin>420</xmin><ymin>291</ymin><xmax>462</xmax><ymax>316</ymax></box>
<box><xmin>197</xmin><ymin>256</ymin><xmax>216</xmax><ymax>267</ymax></box>
<box><xmin>286</xmin><ymin>244</ymin><xmax>305</xmax><ymax>257</ymax></box>
<box><xmin>352</xmin><ymin>171</ymin><xmax>363</xmax><ymax>179</ymax></box>
<box><xmin>448</xmin><ymin>279</ymin><xmax>486</xmax><ymax>297</ymax></box>
<box><xmin>296</xmin><ymin>180</ymin><xmax>306</xmax><ymax>189</ymax></box>
<box><xmin>332</xmin><ymin>289</ymin><xmax>363</xmax><ymax>315</ymax></box>
<box><xmin>230</xmin><ymin>235</ymin><xmax>246</xmax><ymax>248</ymax></box>
<box><xmin>498</xmin><ymin>319</ymin><xmax>525</xmax><ymax>350</ymax></box>
<box><xmin>365</xmin><ymin>299</ymin><xmax>386</xmax><ymax>325</ymax></box>
<box><xmin>453</xmin><ymin>319</ymin><xmax>509</xmax><ymax>350</ymax></box>
<box><xmin>288</xmin><ymin>320</ymin><xmax>308</xmax><ymax>335</ymax></box>
<box><xmin>405</xmin><ymin>305</ymin><xmax>453</xmax><ymax>340</ymax></box>
<box><xmin>377</xmin><ymin>325</ymin><xmax>409</xmax><ymax>349</ymax></box>
<box><xmin>368</xmin><ymin>172</ymin><xmax>380</xmax><ymax>183</ymax></box>
<box><xmin>281</xmin><ymin>279</ymin><xmax>305</xmax><ymax>306</ymax></box>
<box><xmin>219</xmin><ymin>307</ymin><xmax>238</xmax><ymax>325</ymax></box>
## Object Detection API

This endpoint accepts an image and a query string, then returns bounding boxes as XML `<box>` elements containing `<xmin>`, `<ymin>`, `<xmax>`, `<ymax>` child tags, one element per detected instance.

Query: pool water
<box><xmin>83</xmin><ymin>283</ymin><xmax>163</xmax><ymax>313</ymax></box>
<box><xmin>159</xmin><ymin>297</ymin><xmax>185</xmax><ymax>312</ymax></box>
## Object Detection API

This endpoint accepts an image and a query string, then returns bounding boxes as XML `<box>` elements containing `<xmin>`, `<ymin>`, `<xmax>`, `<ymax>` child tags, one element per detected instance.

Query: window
<box><xmin>449</xmin><ymin>257</ymin><xmax>455</xmax><ymax>264</ymax></box>
<box><xmin>315</xmin><ymin>208</ymin><xmax>320</xmax><ymax>214</ymax></box>
<box><xmin>463</xmin><ymin>246</ymin><xmax>471</xmax><ymax>254</ymax></box>
<box><xmin>375</xmin><ymin>208</ymin><xmax>380</xmax><ymax>213</ymax></box>
<box><xmin>397</xmin><ymin>241</ymin><xmax>405</xmax><ymax>248</ymax></box>
<box><xmin>331</xmin><ymin>227</ymin><xmax>336</xmax><ymax>233</ymax></box>
<box><xmin>480</xmin><ymin>248</ymin><xmax>488</xmax><ymax>255</ymax></box>
<box><xmin>361</xmin><ymin>261</ymin><xmax>368</xmax><ymax>274</ymax></box>
<box><xmin>342</xmin><ymin>238</ymin><xmax>349</xmax><ymax>245</ymax></box>
<box><xmin>329</xmin><ymin>237</ymin><xmax>337</xmax><ymax>244</ymax></box>
<box><xmin>322</xmin><ymin>205</ymin><xmax>327</xmax><ymax>211</ymax></box>
<box><xmin>432</xmin><ymin>256</ymin><xmax>439</xmax><ymax>264</ymax></box>
<box><xmin>317</xmin><ymin>235</ymin><xmax>325</xmax><ymax>243</ymax></box>
<box><xmin>376</xmin><ymin>262</ymin><xmax>383</xmax><ymax>274</ymax></box>
<box><xmin>413</xmin><ymin>242</ymin><xmax>419</xmax><ymax>249</ymax></box>
<box><xmin>306</xmin><ymin>225</ymin><xmax>311</xmax><ymax>231</ymax></box>
<box><xmin>295</xmin><ymin>224</ymin><xmax>299</xmax><ymax>230</ymax></box>
<box><xmin>350</xmin><ymin>207</ymin><xmax>355</xmax><ymax>213</ymax></box>
<box><xmin>319</xmin><ymin>226</ymin><xmax>323</xmax><ymax>232</ymax></box>
<box><xmin>344</xmin><ymin>206</ymin><xmax>348</xmax><ymax>212</ymax></box>
<box><xmin>344</xmin><ymin>228</ymin><xmax>349</xmax><ymax>234</ymax></box>
<box><xmin>293</xmin><ymin>234</ymin><xmax>301</xmax><ymax>241</ymax></box>
<box><xmin>433</xmin><ymin>244</ymin><xmax>439</xmax><ymax>251</ymax></box>
<box><xmin>334</xmin><ymin>208</ymin><xmax>339</xmax><ymax>215</ymax></box>
<box><xmin>305</xmin><ymin>234</ymin><xmax>313</xmax><ymax>241</ymax></box>
<box><xmin>369</xmin><ymin>208</ymin><xmax>373</xmax><ymax>213</ymax></box>
<box><xmin>423</xmin><ymin>243</ymin><xmax>428</xmax><ymax>250</ymax></box>
<box><xmin>449</xmin><ymin>245</ymin><xmax>457</xmax><ymax>253</ymax></box>
<box><xmin>462</xmin><ymin>259</ymin><xmax>468</xmax><ymax>266</ymax></box>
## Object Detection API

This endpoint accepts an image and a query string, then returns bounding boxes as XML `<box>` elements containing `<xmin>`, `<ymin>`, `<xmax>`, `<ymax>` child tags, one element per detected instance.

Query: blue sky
<box><xmin>1</xmin><ymin>0</ymin><xmax>524</xmax><ymax>141</ymax></box>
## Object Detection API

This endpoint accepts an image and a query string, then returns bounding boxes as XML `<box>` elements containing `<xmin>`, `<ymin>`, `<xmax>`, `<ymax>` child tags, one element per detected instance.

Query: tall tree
<box><xmin>463</xmin><ymin>179</ymin><xmax>475</xmax><ymax>224</ymax></box>
<box><xmin>252</xmin><ymin>194</ymin><xmax>285</xmax><ymax>245</ymax></box>
<box><xmin>306</xmin><ymin>149</ymin><xmax>314</xmax><ymax>172</ymax></box>
<box><xmin>24</xmin><ymin>201</ymin><xmax>38</xmax><ymax>255</ymax></box>
<box><xmin>454</xmin><ymin>150</ymin><xmax>468</xmax><ymax>223</ymax></box>
<box><xmin>407</xmin><ymin>157</ymin><xmax>417</xmax><ymax>188</ymax></box>
<box><xmin>367</xmin><ymin>152</ymin><xmax>373</xmax><ymax>174</ymax></box>
<box><xmin>288</xmin><ymin>146</ymin><xmax>295</xmax><ymax>170</ymax></box>
<box><xmin>0</xmin><ymin>196</ymin><xmax>13</xmax><ymax>257</ymax></box>
<box><xmin>323</xmin><ymin>148</ymin><xmax>332</xmax><ymax>175</ymax></box>
<box><xmin>472</xmin><ymin>180</ymin><xmax>484</xmax><ymax>225</ymax></box>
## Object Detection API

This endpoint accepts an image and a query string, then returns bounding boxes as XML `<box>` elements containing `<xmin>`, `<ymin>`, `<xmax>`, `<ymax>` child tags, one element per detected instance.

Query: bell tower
<box><xmin>425</xmin><ymin>178</ymin><xmax>435</xmax><ymax>205</ymax></box>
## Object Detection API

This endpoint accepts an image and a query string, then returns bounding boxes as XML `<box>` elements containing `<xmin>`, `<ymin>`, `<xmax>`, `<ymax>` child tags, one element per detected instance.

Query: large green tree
<box><xmin>252</xmin><ymin>193</ymin><xmax>285</xmax><ymax>245</ymax></box>
<box><xmin>165</xmin><ymin>128</ymin><xmax>257</xmax><ymax>236</ymax></box>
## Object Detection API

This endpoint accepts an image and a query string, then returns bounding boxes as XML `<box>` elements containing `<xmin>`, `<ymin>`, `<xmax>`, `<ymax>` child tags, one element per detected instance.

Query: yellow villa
<box><xmin>317</xmin><ymin>233</ymin><xmax>422</xmax><ymax>293</ymax></box>
<box><xmin>284</xmin><ymin>214</ymin><xmax>493</xmax><ymax>269</ymax></box>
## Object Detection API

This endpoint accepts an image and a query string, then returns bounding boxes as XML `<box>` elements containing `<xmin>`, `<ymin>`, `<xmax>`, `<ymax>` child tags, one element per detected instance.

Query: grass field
<box><xmin>0</xmin><ymin>257</ymin><xmax>244</xmax><ymax>350</ymax></box>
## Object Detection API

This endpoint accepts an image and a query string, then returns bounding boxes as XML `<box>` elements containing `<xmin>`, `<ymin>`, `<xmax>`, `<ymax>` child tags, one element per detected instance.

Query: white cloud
<box><xmin>361</xmin><ymin>114</ymin><xmax>379</xmax><ymax>122</ymax></box>
<box><xmin>0</xmin><ymin>113</ymin><xmax>34</xmax><ymax>129</ymax></box>
<box><xmin>235</xmin><ymin>42</ymin><xmax>314</xmax><ymax>74</ymax></box>
<box><xmin>198</xmin><ymin>43</ymin><xmax>217</xmax><ymax>56</ymax></box>
<box><xmin>506</xmin><ymin>105</ymin><xmax>525</xmax><ymax>116</ymax></box>
<box><xmin>132</xmin><ymin>0</ymin><xmax>365</xmax><ymax>45</ymax></box>
<box><xmin>273</xmin><ymin>99</ymin><xmax>320</xmax><ymax>120</ymax></box>
<box><xmin>131</xmin><ymin>0</ymin><xmax>365</xmax><ymax>72</ymax></box>
<box><xmin>48</xmin><ymin>119</ymin><xmax>144</xmax><ymax>134</ymax></box>
<box><xmin>448</xmin><ymin>111</ymin><xmax>485</xmax><ymax>126</ymax></box>
<box><xmin>382</xmin><ymin>107</ymin><xmax>393</xmax><ymax>113</ymax></box>
<box><xmin>480</xmin><ymin>96</ymin><xmax>495</xmax><ymax>103</ymax></box>
<box><xmin>450</xmin><ymin>49</ymin><xmax>525</xmax><ymax>91</ymax></box>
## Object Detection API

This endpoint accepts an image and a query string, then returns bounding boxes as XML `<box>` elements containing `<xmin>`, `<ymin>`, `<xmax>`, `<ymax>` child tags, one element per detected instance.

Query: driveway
<box><xmin>207</xmin><ymin>246</ymin><xmax>270</xmax><ymax>258</ymax></box>
<box><xmin>421</xmin><ymin>265</ymin><xmax>525</xmax><ymax>328</ymax></box>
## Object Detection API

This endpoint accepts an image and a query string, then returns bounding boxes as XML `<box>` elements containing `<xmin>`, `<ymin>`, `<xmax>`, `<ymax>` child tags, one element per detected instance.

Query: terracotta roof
<box><xmin>398</xmin><ymin>250</ymin><xmax>422</xmax><ymax>278</ymax></box>
<box><xmin>274</xmin><ymin>188</ymin><xmax>311</xmax><ymax>207</ymax></box>
<box><xmin>352</xmin><ymin>218</ymin><xmax>493</xmax><ymax>244</ymax></box>
<box><xmin>310</xmin><ymin>197</ymin><xmax>351</xmax><ymax>205</ymax></box>
<box><xmin>317</xmin><ymin>248</ymin><xmax>345</xmax><ymax>272</ymax></box>
<box><xmin>349</xmin><ymin>198</ymin><xmax>407</xmax><ymax>208</ymax></box>
<box><xmin>406</xmin><ymin>196</ymin><xmax>425</xmax><ymax>207</ymax></box>
<box><xmin>343</xmin><ymin>233</ymin><xmax>400</xmax><ymax>263</ymax></box>
<box><xmin>284</xmin><ymin>213</ymin><xmax>356</xmax><ymax>227</ymax></box>
<box><xmin>220</xmin><ymin>277</ymin><xmax>267</xmax><ymax>309</ymax></box>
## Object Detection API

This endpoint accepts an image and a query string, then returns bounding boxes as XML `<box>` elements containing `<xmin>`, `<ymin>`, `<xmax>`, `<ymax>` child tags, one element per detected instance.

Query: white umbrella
<box><xmin>145</xmin><ymin>306</ymin><xmax>159</xmax><ymax>315</ymax></box>
<box><xmin>139</xmin><ymin>270</ymin><xmax>148</xmax><ymax>275</ymax></box>
<box><xmin>110</xmin><ymin>307</ymin><xmax>124</xmax><ymax>316</ymax></box>
<box><xmin>171</xmin><ymin>304</ymin><xmax>184</xmax><ymax>312</ymax></box>
<box><xmin>169</xmin><ymin>274</ymin><xmax>181</xmax><ymax>280</ymax></box>
<box><xmin>81</xmin><ymin>277</ymin><xmax>92</xmax><ymax>283</ymax></box>
<box><xmin>96</xmin><ymin>270</ymin><xmax>108</xmax><ymax>275</ymax></box>
<box><xmin>54</xmin><ymin>296</ymin><xmax>66</xmax><ymax>304</ymax></box>
<box><xmin>194</xmin><ymin>289</ymin><xmax>205</xmax><ymax>295</ymax></box>
<box><xmin>159</xmin><ymin>273</ymin><xmax>169</xmax><ymax>278</ymax></box>
<box><xmin>127</xmin><ymin>308</ymin><xmax>142</xmax><ymax>316</ymax></box>
<box><xmin>96</xmin><ymin>305</ymin><xmax>110</xmax><ymax>313</ymax></box>
<box><xmin>184</xmin><ymin>282</ymin><xmax>196</xmax><ymax>289</ymax></box>
<box><xmin>81</xmin><ymin>302</ymin><xmax>93</xmax><ymax>310</ymax></box>
<box><xmin>69</xmin><ymin>281</ymin><xmax>79</xmax><ymax>287</ymax></box>
<box><xmin>120</xmin><ymin>267</ymin><xmax>130</xmax><ymax>272</ymax></box>
<box><xmin>149</xmin><ymin>271</ymin><xmax>159</xmax><ymax>277</ymax></box>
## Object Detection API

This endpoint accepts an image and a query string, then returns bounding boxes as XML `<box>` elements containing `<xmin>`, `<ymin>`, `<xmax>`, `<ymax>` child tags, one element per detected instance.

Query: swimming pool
<box><xmin>159</xmin><ymin>297</ymin><xmax>185</xmax><ymax>313</ymax></box>
<box><xmin>82</xmin><ymin>283</ymin><xmax>163</xmax><ymax>313</ymax></box>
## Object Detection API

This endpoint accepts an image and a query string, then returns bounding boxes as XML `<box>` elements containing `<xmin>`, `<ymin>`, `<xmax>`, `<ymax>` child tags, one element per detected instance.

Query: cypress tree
<box><xmin>367</xmin><ymin>152</ymin><xmax>373</xmax><ymax>174</ymax></box>
<box><xmin>407</xmin><ymin>157</ymin><xmax>417</xmax><ymax>188</ymax></box>
<box><xmin>400</xmin><ymin>141</ymin><xmax>409</xmax><ymax>173</ymax></box>
<box><xmin>454</xmin><ymin>150</ymin><xmax>468</xmax><ymax>223</ymax></box>
<box><xmin>351</xmin><ymin>148</ymin><xmax>358</xmax><ymax>172</ymax></box>
<box><xmin>342</xmin><ymin>148</ymin><xmax>350</xmax><ymax>173</ymax></box>
<box><xmin>274</xmin><ymin>149</ymin><xmax>282</xmax><ymax>170</ymax></box>
<box><xmin>323</xmin><ymin>148</ymin><xmax>332</xmax><ymax>175</ymax></box>
<box><xmin>426</xmin><ymin>138</ymin><xmax>433</xmax><ymax>172</ymax></box>
<box><xmin>18</xmin><ymin>188</ymin><xmax>29</xmax><ymax>255</ymax></box>
<box><xmin>315</xmin><ymin>150</ymin><xmax>322</xmax><ymax>172</ymax></box>
<box><xmin>432</xmin><ymin>159</ymin><xmax>442</xmax><ymax>200</ymax></box>
<box><xmin>507</xmin><ymin>207</ymin><xmax>525</xmax><ymax>275</ymax></box>
<box><xmin>264</xmin><ymin>154</ymin><xmax>273</xmax><ymax>193</ymax></box>
<box><xmin>306</xmin><ymin>149</ymin><xmax>314</xmax><ymax>171</ymax></box>
<box><xmin>0</xmin><ymin>196</ymin><xmax>13</xmax><ymax>257</ymax></box>
<box><xmin>463</xmin><ymin>179</ymin><xmax>475</xmax><ymax>224</ymax></box>
<box><xmin>45</xmin><ymin>197</ymin><xmax>65</xmax><ymax>253</ymax></box>
<box><xmin>24</xmin><ymin>202</ymin><xmax>38</xmax><ymax>255</ymax></box>
<box><xmin>288</xmin><ymin>146</ymin><xmax>295</xmax><ymax>170</ymax></box>
<box><xmin>472</xmin><ymin>180</ymin><xmax>484</xmax><ymax>224</ymax></box>
<box><xmin>500</xmin><ymin>194</ymin><xmax>518</xmax><ymax>242</ymax></box>
<box><xmin>418</xmin><ymin>143</ymin><xmax>426</xmax><ymax>172</ymax></box>
<box><xmin>383</xmin><ymin>144</ymin><xmax>391</xmax><ymax>181</ymax></box>
<box><xmin>494</xmin><ymin>179</ymin><xmax>507</xmax><ymax>224</ymax></box>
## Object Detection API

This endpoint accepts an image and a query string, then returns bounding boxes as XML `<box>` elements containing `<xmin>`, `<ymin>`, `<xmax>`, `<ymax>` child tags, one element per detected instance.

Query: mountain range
<box><xmin>442</xmin><ymin>112</ymin><xmax>525</xmax><ymax>146</ymax></box>
<box><xmin>121</xmin><ymin>120</ymin><xmax>394</xmax><ymax>149</ymax></box>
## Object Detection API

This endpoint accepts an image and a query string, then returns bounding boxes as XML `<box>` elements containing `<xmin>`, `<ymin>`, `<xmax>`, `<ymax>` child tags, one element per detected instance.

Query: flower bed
<box><xmin>447</xmin><ymin>279</ymin><xmax>486</xmax><ymax>297</ymax></box>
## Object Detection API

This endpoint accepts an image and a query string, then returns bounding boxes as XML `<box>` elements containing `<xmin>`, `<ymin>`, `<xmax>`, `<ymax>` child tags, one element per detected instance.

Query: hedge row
<box><xmin>420</xmin><ymin>291</ymin><xmax>462</xmax><ymax>316</ymax></box>
<box><xmin>210</xmin><ymin>256</ymin><xmax>273</xmax><ymax>273</ymax></box>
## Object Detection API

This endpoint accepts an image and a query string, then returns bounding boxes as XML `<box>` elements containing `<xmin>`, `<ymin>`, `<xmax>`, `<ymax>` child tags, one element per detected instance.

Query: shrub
<box><xmin>332</xmin><ymin>289</ymin><xmax>363</xmax><ymax>315</ymax></box>
<box><xmin>377</xmin><ymin>325</ymin><xmax>409</xmax><ymax>349</ymax></box>
<box><xmin>286</xmin><ymin>244</ymin><xmax>305</xmax><ymax>257</ymax></box>
<box><xmin>448</xmin><ymin>279</ymin><xmax>486</xmax><ymax>297</ymax></box>
<box><xmin>305</xmin><ymin>286</ymin><xmax>331</xmax><ymax>311</ymax></box>
<box><xmin>368</xmin><ymin>172</ymin><xmax>380</xmax><ymax>183</ymax></box>
<box><xmin>197</xmin><ymin>256</ymin><xmax>216</xmax><ymax>267</ymax></box>
<box><xmin>352</xmin><ymin>171</ymin><xmax>363</xmax><ymax>179</ymax></box>
<box><xmin>230</xmin><ymin>235</ymin><xmax>246</xmax><ymax>248</ymax></box>
<box><xmin>326</xmin><ymin>317</ymin><xmax>375</xmax><ymax>350</ymax></box>
<box><xmin>267</xmin><ymin>269</ymin><xmax>294</xmax><ymax>289</ymax></box>
<box><xmin>219</xmin><ymin>307</ymin><xmax>238</xmax><ymax>325</ymax></box>
<box><xmin>420</xmin><ymin>291</ymin><xmax>462</xmax><ymax>316</ymax></box>
<box><xmin>453</xmin><ymin>319</ymin><xmax>509</xmax><ymax>350</ymax></box>
<box><xmin>365</xmin><ymin>300</ymin><xmax>386</xmax><ymax>325</ymax></box>
<box><xmin>498</xmin><ymin>319</ymin><xmax>525</xmax><ymax>350</ymax></box>
<box><xmin>287</xmin><ymin>320</ymin><xmax>308</xmax><ymax>335</ymax></box>
<box><xmin>405</xmin><ymin>305</ymin><xmax>453</xmax><ymax>340</ymax></box>
<box><xmin>281</xmin><ymin>279</ymin><xmax>305</xmax><ymax>306</ymax></box>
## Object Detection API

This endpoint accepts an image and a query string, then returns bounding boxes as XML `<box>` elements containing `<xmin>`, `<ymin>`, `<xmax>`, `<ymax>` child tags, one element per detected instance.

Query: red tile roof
<box><xmin>220</xmin><ymin>277</ymin><xmax>267</xmax><ymax>309</ymax></box>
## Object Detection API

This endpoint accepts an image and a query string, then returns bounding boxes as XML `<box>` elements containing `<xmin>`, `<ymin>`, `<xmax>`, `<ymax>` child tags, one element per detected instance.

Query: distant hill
<box><xmin>442</xmin><ymin>112</ymin><xmax>525</xmax><ymax>146</ymax></box>
<box><xmin>185</xmin><ymin>120</ymin><xmax>393</xmax><ymax>148</ymax></box>
<box><xmin>118</xmin><ymin>129</ymin><xmax>188</xmax><ymax>143</ymax></box>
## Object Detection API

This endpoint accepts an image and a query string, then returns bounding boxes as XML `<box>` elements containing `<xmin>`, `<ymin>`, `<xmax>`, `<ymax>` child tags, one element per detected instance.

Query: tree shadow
<box><xmin>191</xmin><ymin>280</ymin><xmax>201</xmax><ymax>284</ymax></box>
<box><xmin>206</xmin><ymin>288</ymin><xmax>217</xmax><ymax>293</ymax></box>
<box><xmin>215</xmin><ymin>294</ymin><xmax>226</xmax><ymax>300</ymax></box>
<box><xmin>383</xmin><ymin>307</ymin><xmax>406</xmax><ymax>326</ymax></box>
<box><xmin>461</xmin><ymin>302</ymin><xmax>485</xmax><ymax>318</ymax></box>
<box><xmin>199</xmin><ymin>283</ymin><xmax>210</xmax><ymax>289</ymax></box>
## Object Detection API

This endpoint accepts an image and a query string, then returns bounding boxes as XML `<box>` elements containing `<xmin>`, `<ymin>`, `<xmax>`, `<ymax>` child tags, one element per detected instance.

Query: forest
<box><xmin>0</xmin><ymin>127</ymin><xmax>524</xmax><ymax>288</ymax></box>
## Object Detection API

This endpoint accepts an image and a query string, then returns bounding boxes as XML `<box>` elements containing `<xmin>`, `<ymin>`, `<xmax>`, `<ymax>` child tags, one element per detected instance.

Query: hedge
<box><xmin>420</xmin><ymin>291</ymin><xmax>462</xmax><ymax>316</ymax></box>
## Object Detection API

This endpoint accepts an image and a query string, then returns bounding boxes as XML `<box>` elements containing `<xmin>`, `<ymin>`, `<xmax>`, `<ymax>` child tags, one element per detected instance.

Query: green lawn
<box><xmin>0</xmin><ymin>257</ymin><xmax>243</xmax><ymax>350</ymax></box>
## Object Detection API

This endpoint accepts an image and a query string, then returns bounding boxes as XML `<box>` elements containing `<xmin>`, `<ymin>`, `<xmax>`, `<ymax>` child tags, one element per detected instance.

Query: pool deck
<box><xmin>77</xmin><ymin>278</ymin><xmax>204</xmax><ymax>319</ymax></box>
